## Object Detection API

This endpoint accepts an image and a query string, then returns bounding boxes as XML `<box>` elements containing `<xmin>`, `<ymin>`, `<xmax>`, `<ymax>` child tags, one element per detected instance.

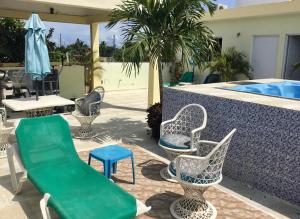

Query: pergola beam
<box><xmin>87</xmin><ymin>13</ymin><xmax>112</xmax><ymax>24</ymax></box>
<box><xmin>21</xmin><ymin>0</ymin><xmax>120</xmax><ymax>11</ymax></box>
<box><xmin>0</xmin><ymin>9</ymin><xmax>89</xmax><ymax>24</ymax></box>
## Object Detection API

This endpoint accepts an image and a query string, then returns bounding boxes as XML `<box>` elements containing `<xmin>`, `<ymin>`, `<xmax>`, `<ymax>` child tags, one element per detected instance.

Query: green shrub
<box><xmin>205</xmin><ymin>47</ymin><xmax>252</xmax><ymax>82</ymax></box>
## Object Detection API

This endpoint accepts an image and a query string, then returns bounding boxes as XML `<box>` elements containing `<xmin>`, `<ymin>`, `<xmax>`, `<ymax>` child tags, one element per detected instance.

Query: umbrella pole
<box><xmin>35</xmin><ymin>78</ymin><xmax>39</xmax><ymax>101</ymax></box>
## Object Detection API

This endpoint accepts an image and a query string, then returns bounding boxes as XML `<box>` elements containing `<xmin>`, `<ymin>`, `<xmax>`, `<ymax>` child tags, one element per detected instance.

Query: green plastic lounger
<box><xmin>7</xmin><ymin>115</ymin><xmax>150</xmax><ymax>219</ymax></box>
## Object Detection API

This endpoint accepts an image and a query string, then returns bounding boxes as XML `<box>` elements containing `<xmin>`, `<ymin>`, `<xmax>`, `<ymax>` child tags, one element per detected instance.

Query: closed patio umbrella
<box><xmin>25</xmin><ymin>13</ymin><xmax>51</xmax><ymax>100</ymax></box>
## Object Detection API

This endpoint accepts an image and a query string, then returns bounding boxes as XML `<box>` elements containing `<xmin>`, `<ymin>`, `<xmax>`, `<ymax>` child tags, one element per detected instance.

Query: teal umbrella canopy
<box><xmin>25</xmin><ymin>13</ymin><xmax>51</xmax><ymax>79</ymax></box>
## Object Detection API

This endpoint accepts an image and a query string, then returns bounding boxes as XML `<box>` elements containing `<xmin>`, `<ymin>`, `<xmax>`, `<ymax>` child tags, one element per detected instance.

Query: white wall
<box><xmin>101</xmin><ymin>62</ymin><xmax>171</xmax><ymax>90</ymax></box>
<box><xmin>59</xmin><ymin>65</ymin><xmax>85</xmax><ymax>99</ymax></box>
<box><xmin>236</xmin><ymin>0</ymin><xmax>289</xmax><ymax>7</ymax></box>
<box><xmin>59</xmin><ymin>62</ymin><xmax>171</xmax><ymax>99</ymax></box>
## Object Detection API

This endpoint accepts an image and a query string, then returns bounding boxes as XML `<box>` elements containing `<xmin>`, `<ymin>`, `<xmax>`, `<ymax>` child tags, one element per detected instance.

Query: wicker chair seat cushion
<box><xmin>159</xmin><ymin>134</ymin><xmax>191</xmax><ymax>150</ymax></box>
<box><xmin>168</xmin><ymin>163</ymin><xmax>219</xmax><ymax>185</ymax></box>
<box><xmin>79</xmin><ymin>91</ymin><xmax>101</xmax><ymax>116</ymax></box>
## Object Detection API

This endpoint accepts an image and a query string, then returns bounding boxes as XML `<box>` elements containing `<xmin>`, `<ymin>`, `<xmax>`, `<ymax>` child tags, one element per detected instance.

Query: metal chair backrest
<box><xmin>10</xmin><ymin>70</ymin><xmax>28</xmax><ymax>89</ymax></box>
<box><xmin>173</xmin><ymin>104</ymin><xmax>207</xmax><ymax>136</ymax></box>
<box><xmin>199</xmin><ymin>129</ymin><xmax>236</xmax><ymax>183</ymax></box>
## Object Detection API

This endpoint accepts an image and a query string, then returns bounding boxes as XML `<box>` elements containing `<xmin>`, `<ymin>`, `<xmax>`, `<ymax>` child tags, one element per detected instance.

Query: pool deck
<box><xmin>172</xmin><ymin>78</ymin><xmax>300</xmax><ymax>111</ymax></box>
<box><xmin>0</xmin><ymin>88</ymin><xmax>299</xmax><ymax>218</ymax></box>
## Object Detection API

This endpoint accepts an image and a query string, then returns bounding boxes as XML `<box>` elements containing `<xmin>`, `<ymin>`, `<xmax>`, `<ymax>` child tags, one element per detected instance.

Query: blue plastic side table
<box><xmin>88</xmin><ymin>145</ymin><xmax>135</xmax><ymax>184</ymax></box>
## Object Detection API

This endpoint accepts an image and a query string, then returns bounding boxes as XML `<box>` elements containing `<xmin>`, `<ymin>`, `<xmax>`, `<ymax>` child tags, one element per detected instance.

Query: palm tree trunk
<box><xmin>170</xmin><ymin>58</ymin><xmax>177</xmax><ymax>83</ymax></box>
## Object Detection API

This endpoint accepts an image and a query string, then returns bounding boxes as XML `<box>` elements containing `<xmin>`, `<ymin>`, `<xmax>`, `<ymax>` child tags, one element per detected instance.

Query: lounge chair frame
<box><xmin>0</xmin><ymin>108</ymin><xmax>14</xmax><ymax>158</ymax></box>
<box><xmin>7</xmin><ymin>143</ymin><xmax>150</xmax><ymax>219</ymax></box>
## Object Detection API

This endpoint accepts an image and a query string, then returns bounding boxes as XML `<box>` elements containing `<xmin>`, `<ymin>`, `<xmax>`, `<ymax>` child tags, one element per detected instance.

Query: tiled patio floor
<box><xmin>81</xmin><ymin>145</ymin><xmax>274</xmax><ymax>219</ymax></box>
<box><xmin>0</xmin><ymin>144</ymin><xmax>275</xmax><ymax>219</ymax></box>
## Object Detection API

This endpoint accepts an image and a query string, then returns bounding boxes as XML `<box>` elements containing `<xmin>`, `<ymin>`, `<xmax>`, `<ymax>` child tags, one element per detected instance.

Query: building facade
<box><xmin>204</xmin><ymin>0</ymin><xmax>300</xmax><ymax>80</ymax></box>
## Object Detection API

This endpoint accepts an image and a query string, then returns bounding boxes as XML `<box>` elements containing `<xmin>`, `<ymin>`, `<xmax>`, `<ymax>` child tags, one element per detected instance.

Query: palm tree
<box><xmin>205</xmin><ymin>47</ymin><xmax>252</xmax><ymax>82</ymax></box>
<box><xmin>107</xmin><ymin>0</ymin><xmax>217</xmax><ymax>100</ymax></box>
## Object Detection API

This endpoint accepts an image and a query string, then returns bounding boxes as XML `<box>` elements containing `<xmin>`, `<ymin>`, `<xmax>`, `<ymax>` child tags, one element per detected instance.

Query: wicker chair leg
<box><xmin>74</xmin><ymin>117</ymin><xmax>98</xmax><ymax>139</ymax></box>
<box><xmin>170</xmin><ymin>185</ymin><xmax>217</xmax><ymax>219</ymax></box>
<box><xmin>160</xmin><ymin>166</ymin><xmax>177</xmax><ymax>183</ymax></box>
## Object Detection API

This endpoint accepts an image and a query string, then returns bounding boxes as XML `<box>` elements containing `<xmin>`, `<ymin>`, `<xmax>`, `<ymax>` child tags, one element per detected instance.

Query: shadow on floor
<box><xmin>0</xmin><ymin>174</ymin><xmax>59</xmax><ymax>219</ymax></box>
<box><xmin>145</xmin><ymin>191</ymin><xmax>180</xmax><ymax>219</ymax></box>
<box><xmin>72</xmin><ymin>117</ymin><xmax>166</xmax><ymax>157</ymax></box>
<box><xmin>139</xmin><ymin>159</ymin><xmax>166</xmax><ymax>181</ymax></box>
<box><xmin>102</xmin><ymin>102</ymin><xmax>146</xmax><ymax>112</ymax></box>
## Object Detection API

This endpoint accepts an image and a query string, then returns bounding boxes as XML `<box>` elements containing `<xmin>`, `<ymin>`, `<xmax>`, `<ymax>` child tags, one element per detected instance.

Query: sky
<box><xmin>44</xmin><ymin>0</ymin><xmax>236</xmax><ymax>47</ymax></box>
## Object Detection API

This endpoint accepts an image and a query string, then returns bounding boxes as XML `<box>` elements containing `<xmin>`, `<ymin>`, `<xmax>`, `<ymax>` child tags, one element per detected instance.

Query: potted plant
<box><xmin>204</xmin><ymin>47</ymin><xmax>252</xmax><ymax>82</ymax></box>
<box><xmin>146</xmin><ymin>103</ymin><xmax>162</xmax><ymax>141</ymax></box>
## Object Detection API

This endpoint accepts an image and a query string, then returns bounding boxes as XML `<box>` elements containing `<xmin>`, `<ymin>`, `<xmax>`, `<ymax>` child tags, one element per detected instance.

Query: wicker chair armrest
<box><xmin>88</xmin><ymin>100</ymin><xmax>102</xmax><ymax>116</ymax></box>
<box><xmin>175</xmin><ymin>155</ymin><xmax>210</xmax><ymax>180</ymax></box>
<box><xmin>191</xmin><ymin>122</ymin><xmax>206</xmax><ymax>135</ymax></box>
<box><xmin>198</xmin><ymin>140</ymin><xmax>219</xmax><ymax>146</ymax></box>
<box><xmin>74</xmin><ymin>98</ymin><xmax>84</xmax><ymax>111</ymax></box>
<box><xmin>190</xmin><ymin>124</ymin><xmax>206</xmax><ymax>148</ymax></box>
<box><xmin>161</xmin><ymin>118</ymin><xmax>176</xmax><ymax>127</ymax></box>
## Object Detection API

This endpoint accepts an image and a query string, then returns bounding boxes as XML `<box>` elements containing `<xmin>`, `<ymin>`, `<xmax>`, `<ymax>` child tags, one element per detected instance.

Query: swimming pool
<box><xmin>226</xmin><ymin>81</ymin><xmax>300</xmax><ymax>100</ymax></box>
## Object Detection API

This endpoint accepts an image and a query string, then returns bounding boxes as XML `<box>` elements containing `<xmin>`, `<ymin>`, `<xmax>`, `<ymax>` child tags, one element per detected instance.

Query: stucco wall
<box><xmin>205</xmin><ymin>13</ymin><xmax>300</xmax><ymax>79</ymax></box>
<box><xmin>59</xmin><ymin>62</ymin><xmax>171</xmax><ymax>99</ymax></box>
<box><xmin>59</xmin><ymin>65</ymin><xmax>86</xmax><ymax>99</ymax></box>
<box><xmin>236</xmin><ymin>0</ymin><xmax>288</xmax><ymax>7</ymax></box>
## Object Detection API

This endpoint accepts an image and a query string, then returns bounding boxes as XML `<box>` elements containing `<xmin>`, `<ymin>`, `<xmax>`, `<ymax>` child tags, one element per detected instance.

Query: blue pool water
<box><xmin>227</xmin><ymin>81</ymin><xmax>300</xmax><ymax>100</ymax></box>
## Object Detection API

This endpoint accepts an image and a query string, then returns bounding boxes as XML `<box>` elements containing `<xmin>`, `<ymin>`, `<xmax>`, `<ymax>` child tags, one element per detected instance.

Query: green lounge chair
<box><xmin>7</xmin><ymin>115</ymin><xmax>150</xmax><ymax>219</ymax></box>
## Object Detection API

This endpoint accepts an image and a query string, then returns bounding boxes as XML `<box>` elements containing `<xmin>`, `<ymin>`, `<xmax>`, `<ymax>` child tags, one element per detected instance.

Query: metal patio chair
<box><xmin>72</xmin><ymin>86</ymin><xmax>105</xmax><ymax>139</ymax></box>
<box><xmin>159</xmin><ymin>104</ymin><xmax>207</xmax><ymax>182</ymax></box>
<box><xmin>10</xmin><ymin>70</ymin><xmax>31</xmax><ymax>97</ymax></box>
<box><xmin>170</xmin><ymin>129</ymin><xmax>236</xmax><ymax>219</ymax></box>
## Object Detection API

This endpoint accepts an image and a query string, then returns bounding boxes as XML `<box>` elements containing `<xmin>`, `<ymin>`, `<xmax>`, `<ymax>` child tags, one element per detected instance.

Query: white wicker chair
<box><xmin>170</xmin><ymin>129</ymin><xmax>236</xmax><ymax>219</ymax></box>
<box><xmin>159</xmin><ymin>104</ymin><xmax>207</xmax><ymax>182</ymax></box>
<box><xmin>72</xmin><ymin>86</ymin><xmax>104</xmax><ymax>139</ymax></box>
<box><xmin>0</xmin><ymin>108</ymin><xmax>14</xmax><ymax>158</ymax></box>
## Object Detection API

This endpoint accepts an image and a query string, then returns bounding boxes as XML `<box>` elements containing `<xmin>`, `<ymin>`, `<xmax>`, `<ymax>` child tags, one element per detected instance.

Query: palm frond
<box><xmin>106</xmin><ymin>0</ymin><xmax>217</xmax><ymax>82</ymax></box>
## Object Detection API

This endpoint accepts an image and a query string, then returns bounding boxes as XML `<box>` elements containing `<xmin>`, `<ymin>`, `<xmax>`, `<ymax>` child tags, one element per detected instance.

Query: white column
<box><xmin>90</xmin><ymin>22</ymin><xmax>102</xmax><ymax>89</ymax></box>
<box><xmin>148</xmin><ymin>60</ymin><xmax>161</xmax><ymax>106</ymax></box>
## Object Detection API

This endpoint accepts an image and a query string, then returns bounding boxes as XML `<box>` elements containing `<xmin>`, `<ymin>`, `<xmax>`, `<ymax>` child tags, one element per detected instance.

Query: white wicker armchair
<box><xmin>0</xmin><ymin>108</ymin><xmax>14</xmax><ymax>158</ymax></box>
<box><xmin>159</xmin><ymin>104</ymin><xmax>207</xmax><ymax>182</ymax></box>
<box><xmin>72</xmin><ymin>86</ymin><xmax>105</xmax><ymax>139</ymax></box>
<box><xmin>170</xmin><ymin>129</ymin><xmax>236</xmax><ymax>219</ymax></box>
